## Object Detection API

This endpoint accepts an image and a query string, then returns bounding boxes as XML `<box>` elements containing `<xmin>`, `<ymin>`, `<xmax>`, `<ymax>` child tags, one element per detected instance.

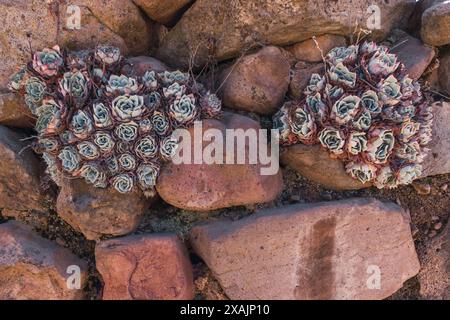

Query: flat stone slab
<box><xmin>190</xmin><ymin>198</ymin><xmax>420</xmax><ymax>300</ymax></box>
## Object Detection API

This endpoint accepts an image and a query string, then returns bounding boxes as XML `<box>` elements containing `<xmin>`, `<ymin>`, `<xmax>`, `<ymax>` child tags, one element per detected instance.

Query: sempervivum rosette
<box><xmin>9</xmin><ymin>45</ymin><xmax>222</xmax><ymax>195</ymax></box>
<box><xmin>275</xmin><ymin>40</ymin><xmax>433</xmax><ymax>188</ymax></box>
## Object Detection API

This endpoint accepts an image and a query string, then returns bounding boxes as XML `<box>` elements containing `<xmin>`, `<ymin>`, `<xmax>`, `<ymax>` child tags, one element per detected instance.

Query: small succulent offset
<box><xmin>10</xmin><ymin>45</ymin><xmax>222</xmax><ymax>196</ymax></box>
<box><xmin>274</xmin><ymin>41</ymin><xmax>433</xmax><ymax>188</ymax></box>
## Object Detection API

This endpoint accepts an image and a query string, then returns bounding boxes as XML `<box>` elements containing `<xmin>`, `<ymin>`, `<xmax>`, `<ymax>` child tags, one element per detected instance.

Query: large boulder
<box><xmin>421</xmin><ymin>2</ymin><xmax>450</xmax><ymax>46</ymax></box>
<box><xmin>286</xmin><ymin>34</ymin><xmax>346</xmax><ymax>63</ymax></box>
<box><xmin>0</xmin><ymin>92</ymin><xmax>34</xmax><ymax>128</ymax></box>
<box><xmin>157</xmin><ymin>0</ymin><xmax>416</xmax><ymax>69</ymax></box>
<box><xmin>0</xmin><ymin>221</ymin><xmax>88</xmax><ymax>300</ymax></box>
<box><xmin>133</xmin><ymin>0</ymin><xmax>192</xmax><ymax>26</ymax></box>
<box><xmin>219</xmin><ymin>46</ymin><xmax>290</xmax><ymax>115</ymax></box>
<box><xmin>0</xmin><ymin>0</ymin><xmax>152</xmax><ymax>90</ymax></box>
<box><xmin>56</xmin><ymin>178</ymin><xmax>153</xmax><ymax>240</ymax></box>
<box><xmin>156</xmin><ymin>112</ymin><xmax>283</xmax><ymax>211</ymax></box>
<box><xmin>0</xmin><ymin>125</ymin><xmax>48</xmax><ymax>212</ymax></box>
<box><xmin>190</xmin><ymin>198</ymin><xmax>420</xmax><ymax>300</ymax></box>
<box><xmin>96</xmin><ymin>233</ymin><xmax>194</xmax><ymax>300</ymax></box>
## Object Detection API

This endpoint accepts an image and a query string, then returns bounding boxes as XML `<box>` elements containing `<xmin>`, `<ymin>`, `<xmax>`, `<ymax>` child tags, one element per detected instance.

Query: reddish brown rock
<box><xmin>190</xmin><ymin>198</ymin><xmax>420</xmax><ymax>300</ymax></box>
<box><xmin>96</xmin><ymin>233</ymin><xmax>194</xmax><ymax>300</ymax></box>
<box><xmin>421</xmin><ymin>2</ymin><xmax>450</xmax><ymax>46</ymax></box>
<box><xmin>121</xmin><ymin>56</ymin><xmax>171</xmax><ymax>77</ymax></box>
<box><xmin>0</xmin><ymin>221</ymin><xmax>87</xmax><ymax>300</ymax></box>
<box><xmin>0</xmin><ymin>93</ymin><xmax>34</xmax><ymax>128</ymax></box>
<box><xmin>289</xmin><ymin>62</ymin><xmax>324</xmax><ymax>99</ymax></box>
<box><xmin>0</xmin><ymin>125</ymin><xmax>48</xmax><ymax>212</ymax></box>
<box><xmin>281</xmin><ymin>144</ymin><xmax>370</xmax><ymax>190</ymax></box>
<box><xmin>219</xmin><ymin>46</ymin><xmax>290</xmax><ymax>115</ymax></box>
<box><xmin>0</xmin><ymin>0</ymin><xmax>151</xmax><ymax>90</ymax></box>
<box><xmin>133</xmin><ymin>0</ymin><xmax>192</xmax><ymax>25</ymax></box>
<box><xmin>286</xmin><ymin>35</ymin><xmax>346</xmax><ymax>63</ymax></box>
<box><xmin>56</xmin><ymin>178</ymin><xmax>153</xmax><ymax>240</ymax></box>
<box><xmin>156</xmin><ymin>112</ymin><xmax>283</xmax><ymax>211</ymax></box>
<box><xmin>420</xmin><ymin>102</ymin><xmax>450</xmax><ymax>178</ymax></box>
<box><xmin>390</xmin><ymin>30</ymin><xmax>435</xmax><ymax>80</ymax></box>
<box><xmin>418</xmin><ymin>222</ymin><xmax>450</xmax><ymax>299</ymax></box>
<box><xmin>438</xmin><ymin>51</ymin><xmax>450</xmax><ymax>94</ymax></box>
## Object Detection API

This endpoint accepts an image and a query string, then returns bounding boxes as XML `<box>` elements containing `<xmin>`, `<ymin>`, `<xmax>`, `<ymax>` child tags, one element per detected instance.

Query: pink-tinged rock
<box><xmin>286</xmin><ymin>35</ymin><xmax>346</xmax><ymax>63</ymax></box>
<box><xmin>156</xmin><ymin>112</ymin><xmax>283</xmax><ymax>211</ymax></box>
<box><xmin>390</xmin><ymin>30</ymin><xmax>435</xmax><ymax>80</ymax></box>
<box><xmin>418</xmin><ymin>222</ymin><xmax>450</xmax><ymax>299</ymax></box>
<box><xmin>281</xmin><ymin>144</ymin><xmax>370</xmax><ymax>190</ymax></box>
<box><xmin>0</xmin><ymin>125</ymin><xmax>48</xmax><ymax>212</ymax></box>
<box><xmin>420</xmin><ymin>101</ymin><xmax>450</xmax><ymax>178</ymax></box>
<box><xmin>438</xmin><ymin>51</ymin><xmax>450</xmax><ymax>94</ymax></box>
<box><xmin>190</xmin><ymin>198</ymin><xmax>420</xmax><ymax>300</ymax></box>
<box><xmin>133</xmin><ymin>0</ymin><xmax>192</xmax><ymax>25</ymax></box>
<box><xmin>289</xmin><ymin>62</ymin><xmax>324</xmax><ymax>99</ymax></box>
<box><xmin>56</xmin><ymin>178</ymin><xmax>153</xmax><ymax>240</ymax></box>
<box><xmin>0</xmin><ymin>221</ymin><xmax>87</xmax><ymax>300</ymax></box>
<box><xmin>121</xmin><ymin>56</ymin><xmax>171</xmax><ymax>77</ymax></box>
<box><xmin>421</xmin><ymin>2</ymin><xmax>450</xmax><ymax>46</ymax></box>
<box><xmin>219</xmin><ymin>46</ymin><xmax>290</xmax><ymax>115</ymax></box>
<box><xmin>0</xmin><ymin>93</ymin><xmax>34</xmax><ymax>128</ymax></box>
<box><xmin>95</xmin><ymin>233</ymin><xmax>194</xmax><ymax>300</ymax></box>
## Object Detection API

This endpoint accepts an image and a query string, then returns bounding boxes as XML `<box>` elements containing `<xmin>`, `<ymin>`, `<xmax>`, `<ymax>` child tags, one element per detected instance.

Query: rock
<box><xmin>0</xmin><ymin>0</ymin><xmax>152</xmax><ymax>90</ymax></box>
<box><xmin>281</xmin><ymin>144</ymin><xmax>370</xmax><ymax>190</ymax></box>
<box><xmin>286</xmin><ymin>35</ymin><xmax>347</xmax><ymax>63</ymax></box>
<box><xmin>156</xmin><ymin>0</ymin><xmax>415</xmax><ymax>69</ymax></box>
<box><xmin>421</xmin><ymin>2</ymin><xmax>450</xmax><ymax>46</ymax></box>
<box><xmin>133</xmin><ymin>0</ymin><xmax>192</xmax><ymax>26</ymax></box>
<box><xmin>407</xmin><ymin>0</ymin><xmax>444</xmax><ymax>34</ymax></box>
<box><xmin>95</xmin><ymin>233</ymin><xmax>194</xmax><ymax>300</ymax></box>
<box><xmin>438</xmin><ymin>51</ymin><xmax>450</xmax><ymax>94</ymax></box>
<box><xmin>389</xmin><ymin>30</ymin><xmax>435</xmax><ymax>80</ymax></box>
<box><xmin>289</xmin><ymin>62</ymin><xmax>324</xmax><ymax>99</ymax></box>
<box><xmin>190</xmin><ymin>198</ymin><xmax>420</xmax><ymax>300</ymax></box>
<box><xmin>421</xmin><ymin>102</ymin><xmax>450</xmax><ymax>178</ymax></box>
<box><xmin>56</xmin><ymin>178</ymin><xmax>153</xmax><ymax>240</ymax></box>
<box><xmin>0</xmin><ymin>92</ymin><xmax>34</xmax><ymax>128</ymax></box>
<box><xmin>0</xmin><ymin>125</ymin><xmax>48</xmax><ymax>212</ymax></box>
<box><xmin>121</xmin><ymin>56</ymin><xmax>171</xmax><ymax>77</ymax></box>
<box><xmin>412</xmin><ymin>182</ymin><xmax>431</xmax><ymax>195</ymax></box>
<box><xmin>156</xmin><ymin>112</ymin><xmax>283</xmax><ymax>211</ymax></box>
<box><xmin>219</xmin><ymin>46</ymin><xmax>290</xmax><ymax>115</ymax></box>
<box><xmin>0</xmin><ymin>221</ymin><xmax>87</xmax><ymax>300</ymax></box>
<box><xmin>418</xmin><ymin>222</ymin><xmax>450</xmax><ymax>299</ymax></box>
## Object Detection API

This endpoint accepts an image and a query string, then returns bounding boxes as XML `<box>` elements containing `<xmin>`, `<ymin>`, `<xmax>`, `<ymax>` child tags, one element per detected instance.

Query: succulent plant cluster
<box><xmin>274</xmin><ymin>41</ymin><xmax>433</xmax><ymax>188</ymax></box>
<box><xmin>9</xmin><ymin>45</ymin><xmax>221</xmax><ymax>196</ymax></box>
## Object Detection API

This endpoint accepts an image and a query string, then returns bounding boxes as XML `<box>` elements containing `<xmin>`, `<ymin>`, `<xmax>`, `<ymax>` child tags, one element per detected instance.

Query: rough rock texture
<box><xmin>96</xmin><ymin>233</ymin><xmax>194</xmax><ymax>300</ymax></box>
<box><xmin>390</xmin><ymin>30</ymin><xmax>435</xmax><ymax>80</ymax></box>
<box><xmin>121</xmin><ymin>56</ymin><xmax>171</xmax><ymax>77</ymax></box>
<box><xmin>0</xmin><ymin>93</ymin><xmax>34</xmax><ymax>128</ymax></box>
<box><xmin>289</xmin><ymin>62</ymin><xmax>324</xmax><ymax>99</ymax></box>
<box><xmin>286</xmin><ymin>34</ymin><xmax>347</xmax><ymax>62</ymax></box>
<box><xmin>0</xmin><ymin>0</ymin><xmax>152</xmax><ymax>90</ymax></box>
<box><xmin>157</xmin><ymin>0</ymin><xmax>416</xmax><ymax>69</ymax></box>
<box><xmin>133</xmin><ymin>0</ymin><xmax>192</xmax><ymax>25</ymax></box>
<box><xmin>421</xmin><ymin>2</ymin><xmax>450</xmax><ymax>46</ymax></box>
<box><xmin>219</xmin><ymin>46</ymin><xmax>290</xmax><ymax>115</ymax></box>
<box><xmin>0</xmin><ymin>125</ymin><xmax>48</xmax><ymax>212</ymax></box>
<box><xmin>190</xmin><ymin>198</ymin><xmax>420</xmax><ymax>300</ymax></box>
<box><xmin>421</xmin><ymin>102</ymin><xmax>450</xmax><ymax>178</ymax></box>
<box><xmin>156</xmin><ymin>112</ymin><xmax>283</xmax><ymax>211</ymax></box>
<box><xmin>281</xmin><ymin>144</ymin><xmax>370</xmax><ymax>190</ymax></box>
<box><xmin>438</xmin><ymin>51</ymin><xmax>450</xmax><ymax>94</ymax></box>
<box><xmin>0</xmin><ymin>221</ymin><xmax>87</xmax><ymax>300</ymax></box>
<box><xmin>418</xmin><ymin>222</ymin><xmax>450</xmax><ymax>299</ymax></box>
<box><xmin>56</xmin><ymin>178</ymin><xmax>152</xmax><ymax>240</ymax></box>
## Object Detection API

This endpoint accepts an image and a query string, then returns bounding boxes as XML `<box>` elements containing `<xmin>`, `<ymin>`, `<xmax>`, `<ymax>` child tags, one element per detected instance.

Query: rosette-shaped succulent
<box><xmin>275</xmin><ymin>41</ymin><xmax>433</xmax><ymax>188</ymax></box>
<box><xmin>169</xmin><ymin>94</ymin><xmax>198</xmax><ymax>125</ymax></box>
<box><xmin>10</xmin><ymin>44</ymin><xmax>222</xmax><ymax>194</ymax></box>
<box><xmin>32</xmin><ymin>45</ymin><xmax>63</xmax><ymax>77</ymax></box>
<box><xmin>111</xmin><ymin>95</ymin><xmax>146</xmax><ymax>121</ymax></box>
